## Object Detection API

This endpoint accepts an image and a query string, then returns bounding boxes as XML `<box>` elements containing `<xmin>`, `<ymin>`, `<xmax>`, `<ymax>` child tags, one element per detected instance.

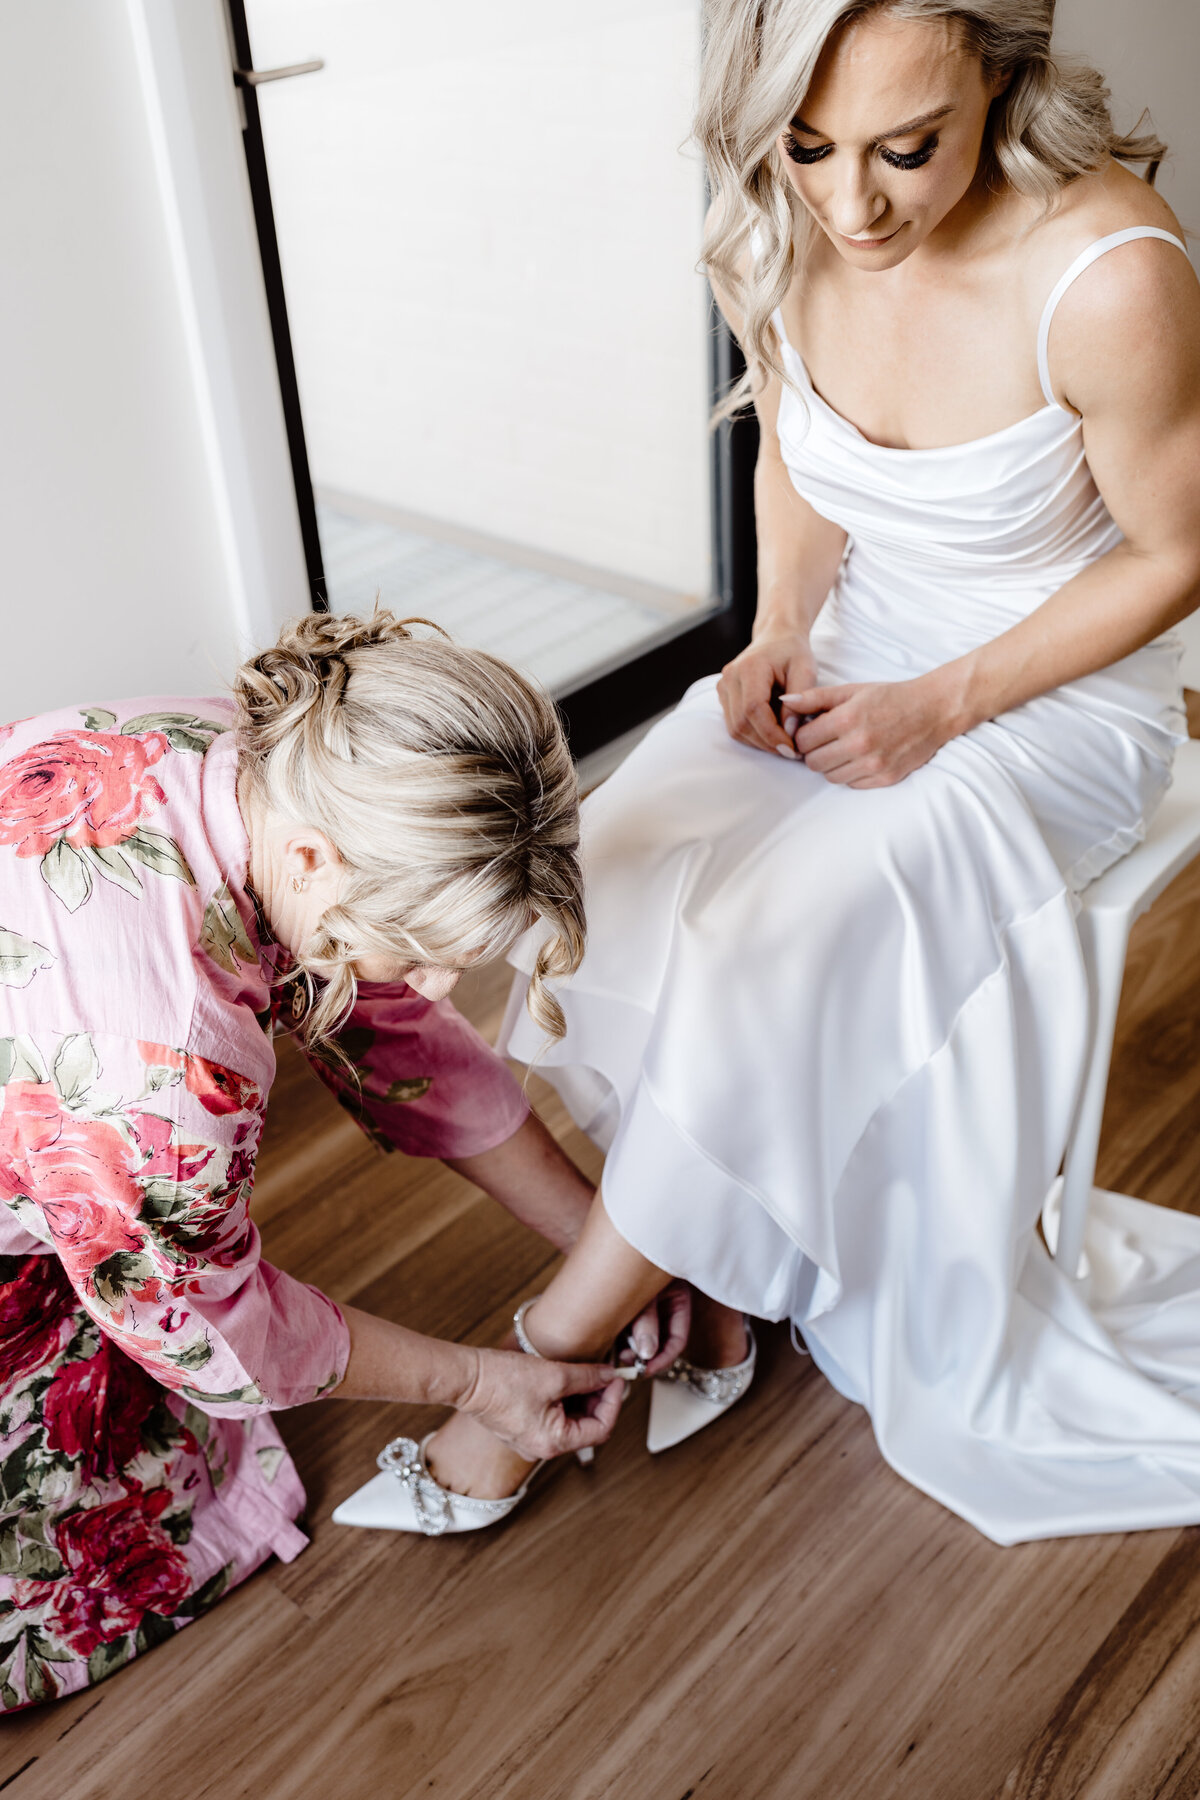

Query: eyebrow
<box><xmin>790</xmin><ymin>104</ymin><xmax>955</xmax><ymax>145</ymax></box>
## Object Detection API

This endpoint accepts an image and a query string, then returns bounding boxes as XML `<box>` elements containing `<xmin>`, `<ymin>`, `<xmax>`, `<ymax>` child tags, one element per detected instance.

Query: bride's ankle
<box><xmin>515</xmin><ymin>1297</ymin><xmax>610</xmax><ymax>1365</ymax></box>
<box><xmin>686</xmin><ymin>1297</ymin><xmax>748</xmax><ymax>1370</ymax></box>
<box><xmin>425</xmin><ymin>1413</ymin><xmax>534</xmax><ymax>1501</ymax></box>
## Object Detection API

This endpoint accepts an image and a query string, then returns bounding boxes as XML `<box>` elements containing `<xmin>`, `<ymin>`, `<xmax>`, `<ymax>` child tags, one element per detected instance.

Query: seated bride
<box><xmin>339</xmin><ymin>0</ymin><xmax>1200</xmax><ymax>1544</ymax></box>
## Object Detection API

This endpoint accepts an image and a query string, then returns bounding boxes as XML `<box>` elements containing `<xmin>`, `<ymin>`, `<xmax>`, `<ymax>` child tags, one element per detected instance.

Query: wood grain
<box><xmin>2</xmin><ymin>703</ymin><xmax>1199</xmax><ymax>1800</ymax></box>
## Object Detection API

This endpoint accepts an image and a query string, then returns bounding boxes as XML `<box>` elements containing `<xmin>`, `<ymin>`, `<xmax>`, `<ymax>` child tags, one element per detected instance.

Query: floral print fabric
<box><xmin>0</xmin><ymin>697</ymin><xmax>528</xmax><ymax>1708</ymax></box>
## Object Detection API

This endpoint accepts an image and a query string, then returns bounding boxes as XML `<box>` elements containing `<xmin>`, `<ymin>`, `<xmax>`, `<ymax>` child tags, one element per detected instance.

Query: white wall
<box><xmin>244</xmin><ymin>1</ymin><xmax>712</xmax><ymax>599</ymax></box>
<box><xmin>0</xmin><ymin>0</ymin><xmax>307</xmax><ymax>722</ymax></box>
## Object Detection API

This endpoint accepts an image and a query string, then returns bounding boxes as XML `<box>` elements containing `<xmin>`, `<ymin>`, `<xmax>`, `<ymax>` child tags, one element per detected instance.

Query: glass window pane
<box><xmin>244</xmin><ymin>1</ymin><xmax>715</xmax><ymax>695</ymax></box>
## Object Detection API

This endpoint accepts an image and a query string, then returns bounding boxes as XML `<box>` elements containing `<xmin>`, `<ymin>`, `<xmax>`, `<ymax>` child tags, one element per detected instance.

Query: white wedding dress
<box><xmin>503</xmin><ymin>228</ymin><xmax>1200</xmax><ymax>1545</ymax></box>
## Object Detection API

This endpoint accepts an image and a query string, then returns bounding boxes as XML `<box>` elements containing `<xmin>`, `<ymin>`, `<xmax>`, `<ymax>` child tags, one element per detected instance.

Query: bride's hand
<box><xmin>459</xmin><ymin>1346</ymin><xmax>624</xmax><ymax>1463</ymax></box>
<box><xmin>620</xmin><ymin>1279</ymin><xmax>692</xmax><ymax>1377</ymax></box>
<box><xmin>783</xmin><ymin>674</ymin><xmax>963</xmax><ymax>787</ymax></box>
<box><xmin>717</xmin><ymin>631</ymin><xmax>817</xmax><ymax>756</ymax></box>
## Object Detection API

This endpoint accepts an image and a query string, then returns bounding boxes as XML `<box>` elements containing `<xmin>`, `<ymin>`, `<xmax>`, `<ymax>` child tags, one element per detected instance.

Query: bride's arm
<box><xmin>787</xmin><ymin>236</ymin><xmax>1200</xmax><ymax>788</ymax></box>
<box><xmin>709</xmin><ymin>277</ymin><xmax>848</xmax><ymax>756</ymax></box>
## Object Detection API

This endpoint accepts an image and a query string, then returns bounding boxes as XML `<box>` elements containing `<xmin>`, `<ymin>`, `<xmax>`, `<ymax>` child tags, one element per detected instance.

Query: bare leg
<box><xmin>426</xmin><ymin>1197</ymin><xmax>669</xmax><ymax>1497</ymax></box>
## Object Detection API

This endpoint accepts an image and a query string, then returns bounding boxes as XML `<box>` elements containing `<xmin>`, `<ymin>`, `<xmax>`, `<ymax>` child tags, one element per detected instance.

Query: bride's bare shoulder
<box><xmin>1018</xmin><ymin>161</ymin><xmax>1186</xmax><ymax>280</ymax></box>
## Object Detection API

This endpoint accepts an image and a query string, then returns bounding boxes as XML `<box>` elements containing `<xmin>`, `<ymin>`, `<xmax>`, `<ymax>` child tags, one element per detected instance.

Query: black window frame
<box><xmin>226</xmin><ymin>0</ymin><xmax>757</xmax><ymax>761</ymax></box>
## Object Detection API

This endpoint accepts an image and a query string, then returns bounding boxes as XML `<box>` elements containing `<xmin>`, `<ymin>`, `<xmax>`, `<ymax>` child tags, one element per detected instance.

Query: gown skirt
<box><xmin>502</xmin><ymin>648</ymin><xmax>1200</xmax><ymax>1546</ymax></box>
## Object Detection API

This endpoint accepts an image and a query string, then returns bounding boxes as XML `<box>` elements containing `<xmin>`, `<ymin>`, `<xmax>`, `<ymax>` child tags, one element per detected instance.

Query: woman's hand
<box><xmin>459</xmin><ymin>1344</ymin><xmax>624</xmax><ymax>1462</ymax></box>
<box><xmin>620</xmin><ymin>1279</ymin><xmax>692</xmax><ymax>1377</ymax></box>
<box><xmin>783</xmin><ymin>672</ymin><xmax>967</xmax><ymax>787</ymax></box>
<box><xmin>717</xmin><ymin>631</ymin><xmax>818</xmax><ymax>756</ymax></box>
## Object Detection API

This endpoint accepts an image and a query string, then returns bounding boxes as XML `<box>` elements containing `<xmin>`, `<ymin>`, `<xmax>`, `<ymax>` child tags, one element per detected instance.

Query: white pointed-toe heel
<box><xmin>332</xmin><ymin>1297</ymin><xmax>629</xmax><ymax>1536</ymax></box>
<box><xmin>646</xmin><ymin>1321</ymin><xmax>757</xmax><ymax>1454</ymax></box>
<box><xmin>331</xmin><ymin>1431</ymin><xmax>545</xmax><ymax>1536</ymax></box>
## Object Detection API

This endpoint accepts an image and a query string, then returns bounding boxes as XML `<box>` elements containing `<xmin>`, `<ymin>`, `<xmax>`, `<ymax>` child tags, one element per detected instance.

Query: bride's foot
<box><xmin>423</xmin><ymin>1409</ymin><xmax>534</xmax><ymax>1501</ymax></box>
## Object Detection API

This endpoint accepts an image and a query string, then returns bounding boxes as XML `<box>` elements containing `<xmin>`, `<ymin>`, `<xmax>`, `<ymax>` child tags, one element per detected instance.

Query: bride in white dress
<box><xmin>372</xmin><ymin>0</ymin><xmax>1200</xmax><ymax>1545</ymax></box>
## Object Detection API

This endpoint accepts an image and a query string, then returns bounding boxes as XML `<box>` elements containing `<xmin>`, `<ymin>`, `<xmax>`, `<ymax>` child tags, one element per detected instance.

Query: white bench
<box><xmin>1052</xmin><ymin>734</ymin><xmax>1200</xmax><ymax>1276</ymax></box>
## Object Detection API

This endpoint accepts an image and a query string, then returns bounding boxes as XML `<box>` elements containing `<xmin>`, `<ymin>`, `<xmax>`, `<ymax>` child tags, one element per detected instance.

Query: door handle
<box><xmin>234</xmin><ymin>59</ymin><xmax>324</xmax><ymax>87</ymax></box>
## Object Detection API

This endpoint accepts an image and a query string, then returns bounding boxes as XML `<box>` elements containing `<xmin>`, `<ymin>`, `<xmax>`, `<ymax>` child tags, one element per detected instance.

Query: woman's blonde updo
<box><xmin>233</xmin><ymin>608</ymin><xmax>584</xmax><ymax>1050</ymax></box>
<box><xmin>699</xmin><ymin>0</ymin><xmax>1169</xmax><ymax>419</ymax></box>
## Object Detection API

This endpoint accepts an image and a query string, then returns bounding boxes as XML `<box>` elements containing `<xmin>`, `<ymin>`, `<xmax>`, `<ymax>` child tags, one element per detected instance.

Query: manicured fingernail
<box><xmin>782</xmin><ymin>712</ymin><xmax>798</xmax><ymax>736</ymax></box>
<box><xmin>632</xmin><ymin>1327</ymin><xmax>655</xmax><ymax>1358</ymax></box>
<box><xmin>776</xmin><ymin>743</ymin><xmax>799</xmax><ymax>761</ymax></box>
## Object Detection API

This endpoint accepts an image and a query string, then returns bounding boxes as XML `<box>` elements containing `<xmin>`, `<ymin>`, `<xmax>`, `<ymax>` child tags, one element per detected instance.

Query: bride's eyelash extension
<box><xmin>781</xmin><ymin>131</ymin><xmax>940</xmax><ymax>171</ymax></box>
<box><xmin>880</xmin><ymin>135</ymin><xmax>939</xmax><ymax>170</ymax></box>
<box><xmin>782</xmin><ymin>133</ymin><xmax>832</xmax><ymax>165</ymax></box>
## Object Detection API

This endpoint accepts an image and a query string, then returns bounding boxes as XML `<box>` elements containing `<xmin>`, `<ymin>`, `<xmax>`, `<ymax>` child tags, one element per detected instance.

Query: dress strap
<box><xmin>1037</xmin><ymin>226</ymin><xmax>1191</xmax><ymax>410</ymax></box>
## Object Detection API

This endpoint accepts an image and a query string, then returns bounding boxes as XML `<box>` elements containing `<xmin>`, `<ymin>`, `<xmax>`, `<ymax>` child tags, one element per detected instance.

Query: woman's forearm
<box><xmin>335</xmin><ymin>1304</ymin><xmax>481</xmax><ymax>1408</ymax></box>
<box><xmin>752</xmin><ymin>450</ymin><xmax>847</xmax><ymax>640</ymax></box>
<box><xmin>933</xmin><ymin>542</ymin><xmax>1200</xmax><ymax>732</ymax></box>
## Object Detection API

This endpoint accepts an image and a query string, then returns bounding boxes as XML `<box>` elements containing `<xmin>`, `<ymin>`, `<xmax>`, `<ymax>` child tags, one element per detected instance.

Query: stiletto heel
<box><xmin>646</xmin><ymin>1320</ymin><xmax>757</xmax><ymax>1453</ymax></box>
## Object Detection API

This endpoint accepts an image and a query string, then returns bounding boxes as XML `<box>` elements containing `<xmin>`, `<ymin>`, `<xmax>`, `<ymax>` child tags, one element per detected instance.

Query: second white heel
<box><xmin>646</xmin><ymin>1322</ymin><xmax>757</xmax><ymax>1454</ymax></box>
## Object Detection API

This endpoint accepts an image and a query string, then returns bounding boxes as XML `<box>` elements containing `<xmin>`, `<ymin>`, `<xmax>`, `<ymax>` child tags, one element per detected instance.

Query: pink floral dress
<box><xmin>0</xmin><ymin>697</ymin><xmax>529</xmax><ymax>1708</ymax></box>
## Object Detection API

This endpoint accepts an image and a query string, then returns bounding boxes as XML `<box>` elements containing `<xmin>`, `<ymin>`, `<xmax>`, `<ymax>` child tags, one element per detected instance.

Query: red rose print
<box><xmin>0</xmin><ymin>729</ymin><xmax>168</xmax><ymax>859</ymax></box>
<box><xmin>0</xmin><ymin>1253</ymin><xmax>73</xmax><ymax>1387</ymax></box>
<box><xmin>0</xmin><ymin>1083</ymin><xmax>148</xmax><ymax>1300</ymax></box>
<box><xmin>44</xmin><ymin>1337</ymin><xmax>160</xmax><ymax>1482</ymax></box>
<box><xmin>42</xmin><ymin>1487</ymin><xmax>192</xmax><ymax>1656</ymax></box>
<box><xmin>137</xmin><ymin>1043</ymin><xmax>261</xmax><ymax>1118</ymax></box>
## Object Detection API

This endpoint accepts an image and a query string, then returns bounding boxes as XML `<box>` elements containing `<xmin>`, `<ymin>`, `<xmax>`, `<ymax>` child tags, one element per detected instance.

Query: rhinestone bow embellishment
<box><xmin>661</xmin><ymin>1356</ymin><xmax>754</xmax><ymax>1406</ymax></box>
<box><xmin>377</xmin><ymin>1436</ymin><xmax>452</xmax><ymax>1536</ymax></box>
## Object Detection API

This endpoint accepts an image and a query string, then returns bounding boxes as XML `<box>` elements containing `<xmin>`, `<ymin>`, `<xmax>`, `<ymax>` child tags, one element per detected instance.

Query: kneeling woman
<box><xmin>0</xmin><ymin>610</ymin><xmax>636</xmax><ymax>1708</ymax></box>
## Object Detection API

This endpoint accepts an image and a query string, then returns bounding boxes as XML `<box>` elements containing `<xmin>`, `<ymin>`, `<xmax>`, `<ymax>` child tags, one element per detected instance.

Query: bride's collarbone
<box><xmin>791</xmin><ymin>285</ymin><xmax>1046</xmax><ymax>450</ymax></box>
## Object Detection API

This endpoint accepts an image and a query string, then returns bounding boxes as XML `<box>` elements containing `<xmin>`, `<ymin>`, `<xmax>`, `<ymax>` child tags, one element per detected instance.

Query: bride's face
<box><xmin>777</xmin><ymin>11</ymin><xmax>1006</xmax><ymax>269</ymax></box>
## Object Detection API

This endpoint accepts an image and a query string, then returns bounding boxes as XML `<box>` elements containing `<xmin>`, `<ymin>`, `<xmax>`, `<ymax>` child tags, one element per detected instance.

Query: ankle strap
<box><xmin>513</xmin><ymin>1297</ymin><xmax>544</xmax><ymax>1359</ymax></box>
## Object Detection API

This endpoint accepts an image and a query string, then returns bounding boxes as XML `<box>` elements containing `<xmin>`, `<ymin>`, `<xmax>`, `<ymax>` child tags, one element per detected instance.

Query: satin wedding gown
<box><xmin>503</xmin><ymin>227</ymin><xmax>1200</xmax><ymax>1545</ymax></box>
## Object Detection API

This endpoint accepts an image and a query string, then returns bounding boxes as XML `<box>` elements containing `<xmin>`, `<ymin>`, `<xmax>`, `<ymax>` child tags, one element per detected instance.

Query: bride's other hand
<box><xmin>621</xmin><ymin>1279</ymin><xmax>692</xmax><ymax>1377</ymax></box>
<box><xmin>717</xmin><ymin>631</ymin><xmax>818</xmax><ymax>756</ymax></box>
<box><xmin>783</xmin><ymin>672</ymin><xmax>967</xmax><ymax>787</ymax></box>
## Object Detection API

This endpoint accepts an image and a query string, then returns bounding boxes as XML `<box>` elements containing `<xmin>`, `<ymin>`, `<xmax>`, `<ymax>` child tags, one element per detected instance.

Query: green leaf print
<box><xmin>255</xmin><ymin>1444</ymin><xmax>286</xmax><ymax>1483</ymax></box>
<box><xmin>0</xmin><ymin>1525</ymin><xmax>64</xmax><ymax>1581</ymax></box>
<box><xmin>51</xmin><ymin>1033</ymin><xmax>100</xmax><ymax>1107</ymax></box>
<box><xmin>134</xmin><ymin>1612</ymin><xmax>176</xmax><ymax>1655</ymax></box>
<box><xmin>139</xmin><ymin>1177</ymin><xmax>197</xmax><ymax>1222</ymax></box>
<box><xmin>199</xmin><ymin>881</ymin><xmax>257</xmax><ymax>975</ymax></box>
<box><xmin>79</xmin><ymin>707</ymin><xmax>117</xmax><ymax>732</ymax></box>
<box><xmin>121</xmin><ymin>711</ymin><xmax>228</xmax><ymax>749</ymax></box>
<box><xmin>382</xmin><ymin>1078</ymin><xmax>433</xmax><ymax>1104</ymax></box>
<box><xmin>0</xmin><ymin>1035</ymin><xmax>49</xmax><ymax>1086</ymax></box>
<box><xmin>91</xmin><ymin>1249</ymin><xmax>158</xmax><ymax>1311</ymax></box>
<box><xmin>86</xmin><ymin>1637</ymin><xmax>132</xmax><ymax>1686</ymax></box>
<box><xmin>165</xmin><ymin>1336</ymin><xmax>214</xmax><ymax>1373</ymax></box>
<box><xmin>172</xmin><ymin>1563</ymin><xmax>231</xmax><ymax>1619</ymax></box>
<box><xmin>40</xmin><ymin>838</ymin><xmax>92</xmax><ymax>912</ymax></box>
<box><xmin>24</xmin><ymin>1643</ymin><xmax>58</xmax><ymax>1705</ymax></box>
<box><xmin>124</xmin><ymin>828</ymin><xmax>195</xmax><ymax>886</ymax></box>
<box><xmin>0</xmin><ymin>928</ymin><xmax>54</xmax><ymax>990</ymax></box>
<box><xmin>82</xmin><ymin>842</ymin><xmax>143</xmax><ymax>898</ymax></box>
<box><xmin>179</xmin><ymin>1379</ymin><xmax>265</xmax><ymax>1408</ymax></box>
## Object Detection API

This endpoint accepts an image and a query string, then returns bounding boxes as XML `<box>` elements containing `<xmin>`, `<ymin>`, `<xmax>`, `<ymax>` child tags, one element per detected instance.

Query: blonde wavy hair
<box><xmin>699</xmin><ymin>0</ymin><xmax>1168</xmax><ymax>419</ymax></box>
<box><xmin>233</xmin><ymin>608</ymin><xmax>585</xmax><ymax>1050</ymax></box>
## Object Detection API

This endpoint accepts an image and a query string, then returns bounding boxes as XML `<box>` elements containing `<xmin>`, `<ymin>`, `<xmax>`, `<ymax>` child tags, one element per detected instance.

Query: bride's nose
<box><xmin>827</xmin><ymin>159</ymin><xmax>888</xmax><ymax>237</ymax></box>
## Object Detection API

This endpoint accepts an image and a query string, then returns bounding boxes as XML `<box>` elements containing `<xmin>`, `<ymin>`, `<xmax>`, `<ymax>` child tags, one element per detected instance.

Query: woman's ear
<box><xmin>281</xmin><ymin>829</ymin><xmax>344</xmax><ymax>891</ymax></box>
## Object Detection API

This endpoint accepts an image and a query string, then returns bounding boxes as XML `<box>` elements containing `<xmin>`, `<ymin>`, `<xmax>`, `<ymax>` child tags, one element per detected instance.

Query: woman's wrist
<box><xmin>337</xmin><ymin>1304</ymin><xmax>483</xmax><ymax>1411</ymax></box>
<box><xmin>923</xmin><ymin>655</ymin><xmax>983</xmax><ymax>740</ymax></box>
<box><xmin>751</xmin><ymin>596</ymin><xmax>813</xmax><ymax>643</ymax></box>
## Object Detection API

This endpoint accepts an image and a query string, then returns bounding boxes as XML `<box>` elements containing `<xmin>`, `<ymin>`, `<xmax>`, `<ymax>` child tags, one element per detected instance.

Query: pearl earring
<box><xmin>292</xmin><ymin>875</ymin><xmax>306</xmax><ymax>894</ymax></box>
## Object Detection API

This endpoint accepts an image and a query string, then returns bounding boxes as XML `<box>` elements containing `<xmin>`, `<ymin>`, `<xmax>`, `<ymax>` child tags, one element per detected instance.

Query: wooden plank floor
<box><xmin>4</xmin><ymin>703</ymin><xmax>1200</xmax><ymax>1800</ymax></box>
